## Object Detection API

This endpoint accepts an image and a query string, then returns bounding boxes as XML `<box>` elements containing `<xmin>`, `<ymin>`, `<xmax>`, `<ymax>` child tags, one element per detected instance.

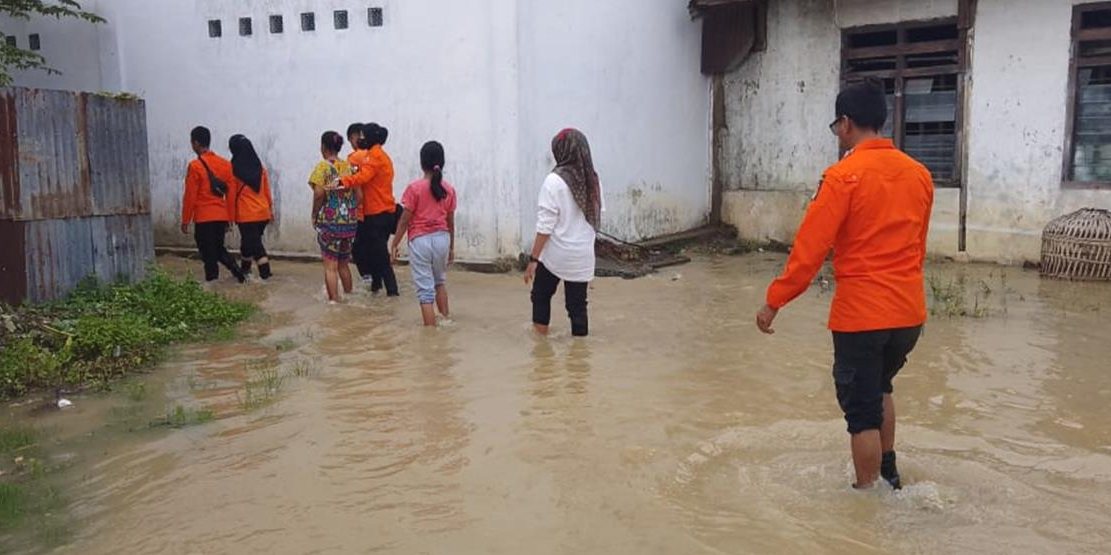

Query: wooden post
<box><xmin>710</xmin><ymin>74</ymin><xmax>726</xmax><ymax>226</ymax></box>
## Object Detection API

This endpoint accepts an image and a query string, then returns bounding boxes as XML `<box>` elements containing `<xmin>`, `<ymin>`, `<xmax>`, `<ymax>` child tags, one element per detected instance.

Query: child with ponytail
<box><xmin>390</xmin><ymin>141</ymin><xmax>457</xmax><ymax>326</ymax></box>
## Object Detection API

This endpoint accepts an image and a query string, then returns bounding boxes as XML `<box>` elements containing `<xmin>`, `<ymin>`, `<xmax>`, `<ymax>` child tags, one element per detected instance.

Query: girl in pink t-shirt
<box><xmin>390</xmin><ymin>141</ymin><xmax>457</xmax><ymax>326</ymax></box>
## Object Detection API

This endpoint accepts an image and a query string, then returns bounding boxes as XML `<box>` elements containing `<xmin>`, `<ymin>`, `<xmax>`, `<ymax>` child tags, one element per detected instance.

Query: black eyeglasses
<box><xmin>828</xmin><ymin>116</ymin><xmax>843</xmax><ymax>135</ymax></box>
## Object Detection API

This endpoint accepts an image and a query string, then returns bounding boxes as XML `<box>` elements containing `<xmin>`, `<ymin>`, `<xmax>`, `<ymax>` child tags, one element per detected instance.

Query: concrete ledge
<box><xmin>154</xmin><ymin>246</ymin><xmax>514</xmax><ymax>274</ymax></box>
<box><xmin>722</xmin><ymin>189</ymin><xmax>810</xmax><ymax>244</ymax></box>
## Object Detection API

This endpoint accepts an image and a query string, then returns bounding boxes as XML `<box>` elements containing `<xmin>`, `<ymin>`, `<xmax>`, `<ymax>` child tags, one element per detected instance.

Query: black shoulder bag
<box><xmin>198</xmin><ymin>155</ymin><xmax>228</xmax><ymax>197</ymax></box>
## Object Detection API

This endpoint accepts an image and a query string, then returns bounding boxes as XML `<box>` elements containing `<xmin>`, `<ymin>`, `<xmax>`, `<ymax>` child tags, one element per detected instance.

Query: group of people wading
<box><xmin>182</xmin><ymin>80</ymin><xmax>933</xmax><ymax>491</ymax></box>
<box><xmin>181</xmin><ymin>125</ymin><xmax>602</xmax><ymax>335</ymax></box>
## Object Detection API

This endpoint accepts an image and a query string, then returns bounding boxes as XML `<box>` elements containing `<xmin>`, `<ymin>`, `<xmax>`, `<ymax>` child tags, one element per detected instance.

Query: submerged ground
<box><xmin>3</xmin><ymin>254</ymin><xmax>1110</xmax><ymax>554</ymax></box>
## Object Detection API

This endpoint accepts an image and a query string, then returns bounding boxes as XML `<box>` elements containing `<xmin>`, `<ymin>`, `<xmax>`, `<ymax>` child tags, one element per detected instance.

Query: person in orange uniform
<box><xmin>181</xmin><ymin>126</ymin><xmax>246</xmax><ymax>283</ymax></box>
<box><xmin>227</xmin><ymin>134</ymin><xmax>274</xmax><ymax>280</ymax></box>
<box><xmin>341</xmin><ymin>122</ymin><xmax>399</xmax><ymax>296</ymax></box>
<box><xmin>346</xmin><ymin>123</ymin><xmax>376</xmax><ymax>286</ymax></box>
<box><xmin>755</xmin><ymin>81</ymin><xmax>934</xmax><ymax>490</ymax></box>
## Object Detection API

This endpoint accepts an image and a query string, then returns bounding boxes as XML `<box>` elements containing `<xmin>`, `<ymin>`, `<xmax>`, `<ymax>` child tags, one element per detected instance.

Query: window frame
<box><xmin>1063</xmin><ymin>2</ymin><xmax>1111</xmax><ymax>189</ymax></box>
<box><xmin>301</xmin><ymin>12</ymin><xmax>316</xmax><ymax>32</ymax></box>
<box><xmin>841</xmin><ymin>17</ymin><xmax>967</xmax><ymax>189</ymax></box>
<box><xmin>239</xmin><ymin>17</ymin><xmax>253</xmax><ymax>37</ymax></box>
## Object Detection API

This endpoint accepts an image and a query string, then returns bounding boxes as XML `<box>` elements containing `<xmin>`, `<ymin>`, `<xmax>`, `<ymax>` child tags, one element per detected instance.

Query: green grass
<box><xmin>288</xmin><ymin>357</ymin><xmax>319</xmax><ymax>379</ymax></box>
<box><xmin>0</xmin><ymin>427</ymin><xmax>70</xmax><ymax>550</ymax></box>
<box><xmin>149</xmin><ymin>405</ymin><xmax>215</xmax><ymax>429</ymax></box>
<box><xmin>927</xmin><ymin>274</ymin><xmax>992</xmax><ymax>319</ymax></box>
<box><xmin>0</xmin><ymin>483</ymin><xmax>26</xmax><ymax>525</ymax></box>
<box><xmin>0</xmin><ymin>267</ymin><xmax>254</xmax><ymax>399</ymax></box>
<box><xmin>273</xmin><ymin>337</ymin><xmax>298</xmax><ymax>352</ymax></box>
<box><xmin>122</xmin><ymin>381</ymin><xmax>147</xmax><ymax>403</ymax></box>
<box><xmin>237</xmin><ymin>361</ymin><xmax>286</xmax><ymax>412</ymax></box>
<box><xmin>0</xmin><ymin>428</ymin><xmax>36</xmax><ymax>453</ymax></box>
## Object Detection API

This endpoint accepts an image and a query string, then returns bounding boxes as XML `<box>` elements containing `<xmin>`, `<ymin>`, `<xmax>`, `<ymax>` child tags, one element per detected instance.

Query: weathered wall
<box><xmin>95</xmin><ymin>0</ymin><xmax>524</xmax><ymax>261</ymax></box>
<box><xmin>0</xmin><ymin>5</ymin><xmax>107</xmax><ymax>91</ymax></box>
<box><xmin>721</xmin><ymin>0</ymin><xmax>1111</xmax><ymax>264</ymax></box>
<box><xmin>7</xmin><ymin>0</ymin><xmax>711</xmax><ymax>261</ymax></box>
<box><xmin>721</xmin><ymin>0</ymin><xmax>962</xmax><ymax>257</ymax></box>
<box><xmin>964</xmin><ymin>0</ymin><xmax>1111</xmax><ymax>262</ymax></box>
<box><xmin>517</xmin><ymin>0</ymin><xmax>711</xmax><ymax>243</ymax></box>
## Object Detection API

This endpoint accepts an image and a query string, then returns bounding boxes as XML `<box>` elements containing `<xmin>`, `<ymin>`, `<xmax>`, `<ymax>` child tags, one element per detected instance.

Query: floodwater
<box><xmin>4</xmin><ymin>254</ymin><xmax>1111</xmax><ymax>554</ymax></box>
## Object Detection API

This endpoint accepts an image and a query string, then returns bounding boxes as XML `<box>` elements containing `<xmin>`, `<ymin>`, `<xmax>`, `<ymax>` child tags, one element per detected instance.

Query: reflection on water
<box><xmin>3</xmin><ymin>255</ymin><xmax>1111</xmax><ymax>554</ymax></box>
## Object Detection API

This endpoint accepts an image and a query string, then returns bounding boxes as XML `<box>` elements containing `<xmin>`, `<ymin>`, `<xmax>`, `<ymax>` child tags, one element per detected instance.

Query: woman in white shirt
<box><xmin>524</xmin><ymin>129</ymin><xmax>602</xmax><ymax>337</ymax></box>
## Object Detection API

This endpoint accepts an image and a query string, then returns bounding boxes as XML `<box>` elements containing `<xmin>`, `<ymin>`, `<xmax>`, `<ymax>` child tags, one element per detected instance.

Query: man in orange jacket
<box><xmin>756</xmin><ymin>81</ymin><xmax>934</xmax><ymax>490</ymax></box>
<box><xmin>181</xmin><ymin>126</ymin><xmax>246</xmax><ymax>283</ymax></box>
<box><xmin>342</xmin><ymin>123</ymin><xmax>399</xmax><ymax>296</ymax></box>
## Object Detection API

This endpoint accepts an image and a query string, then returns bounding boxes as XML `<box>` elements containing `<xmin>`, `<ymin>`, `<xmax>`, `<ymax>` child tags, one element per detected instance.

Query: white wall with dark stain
<box><xmin>7</xmin><ymin>0</ymin><xmax>711</xmax><ymax>261</ymax></box>
<box><xmin>516</xmin><ymin>0</ymin><xmax>711</xmax><ymax>244</ymax></box>
<box><xmin>964</xmin><ymin>0</ymin><xmax>1111</xmax><ymax>261</ymax></box>
<box><xmin>721</xmin><ymin>0</ymin><xmax>1111</xmax><ymax>264</ymax></box>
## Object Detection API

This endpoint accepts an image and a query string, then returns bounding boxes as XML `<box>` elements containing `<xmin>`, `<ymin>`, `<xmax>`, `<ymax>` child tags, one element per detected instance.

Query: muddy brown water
<box><xmin>4</xmin><ymin>254</ymin><xmax>1111</xmax><ymax>554</ymax></box>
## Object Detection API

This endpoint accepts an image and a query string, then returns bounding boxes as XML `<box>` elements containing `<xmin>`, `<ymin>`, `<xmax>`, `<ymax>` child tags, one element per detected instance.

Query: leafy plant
<box><xmin>149</xmin><ymin>405</ymin><xmax>215</xmax><ymax>429</ymax></box>
<box><xmin>0</xmin><ymin>0</ymin><xmax>104</xmax><ymax>85</ymax></box>
<box><xmin>0</xmin><ymin>267</ymin><xmax>254</xmax><ymax>399</ymax></box>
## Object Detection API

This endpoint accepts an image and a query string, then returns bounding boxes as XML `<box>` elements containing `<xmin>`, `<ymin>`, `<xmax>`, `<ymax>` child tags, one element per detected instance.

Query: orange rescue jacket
<box><xmin>341</xmin><ymin>145</ymin><xmax>395</xmax><ymax>219</ymax></box>
<box><xmin>229</xmin><ymin>168</ymin><xmax>273</xmax><ymax>223</ymax></box>
<box><xmin>182</xmin><ymin>151</ymin><xmax>235</xmax><ymax>224</ymax></box>
<box><xmin>766</xmin><ymin>138</ymin><xmax>935</xmax><ymax>332</ymax></box>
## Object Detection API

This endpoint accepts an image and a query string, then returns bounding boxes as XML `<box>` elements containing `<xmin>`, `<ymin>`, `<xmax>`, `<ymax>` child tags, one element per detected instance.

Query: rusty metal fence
<box><xmin>0</xmin><ymin>87</ymin><xmax>152</xmax><ymax>304</ymax></box>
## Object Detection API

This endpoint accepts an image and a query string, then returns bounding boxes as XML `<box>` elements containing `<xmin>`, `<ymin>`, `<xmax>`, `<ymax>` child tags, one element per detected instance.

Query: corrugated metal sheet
<box><xmin>8</xmin><ymin>214</ymin><xmax>154</xmax><ymax>304</ymax></box>
<box><xmin>0</xmin><ymin>87</ymin><xmax>152</xmax><ymax>304</ymax></box>
<box><xmin>0</xmin><ymin>219</ymin><xmax>28</xmax><ymax>303</ymax></box>
<box><xmin>0</xmin><ymin>92</ymin><xmax>18</xmax><ymax>219</ymax></box>
<box><xmin>86</xmin><ymin>94</ymin><xmax>151</xmax><ymax>215</ymax></box>
<box><xmin>0</xmin><ymin>87</ymin><xmax>150</xmax><ymax>221</ymax></box>
<box><xmin>91</xmin><ymin>213</ymin><xmax>153</xmax><ymax>283</ymax></box>
<box><xmin>9</xmin><ymin>88</ymin><xmax>89</xmax><ymax>220</ymax></box>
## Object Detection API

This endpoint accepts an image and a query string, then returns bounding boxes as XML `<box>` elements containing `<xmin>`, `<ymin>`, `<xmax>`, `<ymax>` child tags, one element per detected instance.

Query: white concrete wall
<box><xmin>1</xmin><ymin>2</ymin><xmax>107</xmax><ymax>90</ymax></box>
<box><xmin>721</xmin><ymin>0</ymin><xmax>1111</xmax><ymax>264</ymax></box>
<box><xmin>517</xmin><ymin>0</ymin><xmax>711</xmax><ymax>243</ymax></box>
<box><xmin>964</xmin><ymin>0</ymin><xmax>1111</xmax><ymax>262</ymax></box>
<box><xmin>94</xmin><ymin>0</ymin><xmax>525</xmax><ymax>260</ymax></box>
<box><xmin>9</xmin><ymin>0</ymin><xmax>712</xmax><ymax>261</ymax></box>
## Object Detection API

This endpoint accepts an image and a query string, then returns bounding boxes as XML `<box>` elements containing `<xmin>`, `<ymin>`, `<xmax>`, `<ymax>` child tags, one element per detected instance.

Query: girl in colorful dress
<box><xmin>309</xmin><ymin>131</ymin><xmax>362</xmax><ymax>303</ymax></box>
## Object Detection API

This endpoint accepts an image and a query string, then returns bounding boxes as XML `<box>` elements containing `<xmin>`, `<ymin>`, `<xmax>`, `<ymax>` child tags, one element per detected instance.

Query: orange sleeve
<box><xmin>919</xmin><ymin>172</ymin><xmax>935</xmax><ymax>269</ymax></box>
<box><xmin>340</xmin><ymin>156</ymin><xmax>377</xmax><ymax>189</ymax></box>
<box><xmin>182</xmin><ymin>161</ymin><xmax>201</xmax><ymax>225</ymax></box>
<box><xmin>226</xmin><ymin>178</ymin><xmax>238</xmax><ymax>223</ymax></box>
<box><xmin>264</xmin><ymin>170</ymin><xmax>274</xmax><ymax>212</ymax></box>
<box><xmin>766</xmin><ymin>171</ymin><xmax>852</xmax><ymax>309</ymax></box>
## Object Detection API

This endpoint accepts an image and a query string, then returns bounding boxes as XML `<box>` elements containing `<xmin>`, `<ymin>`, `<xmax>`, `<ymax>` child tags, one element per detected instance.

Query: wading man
<box><xmin>755</xmin><ymin>81</ymin><xmax>934</xmax><ymax>490</ymax></box>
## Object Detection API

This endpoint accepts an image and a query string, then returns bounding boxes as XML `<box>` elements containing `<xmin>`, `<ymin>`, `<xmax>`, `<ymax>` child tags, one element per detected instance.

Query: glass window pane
<box><xmin>1080</xmin><ymin>39</ymin><xmax>1111</xmax><ymax>58</ymax></box>
<box><xmin>882</xmin><ymin>78</ymin><xmax>895</xmax><ymax>139</ymax></box>
<box><xmin>846</xmin><ymin>56</ymin><xmax>896</xmax><ymax>73</ymax></box>
<box><xmin>1072</xmin><ymin>66</ymin><xmax>1111</xmax><ymax>182</ymax></box>
<box><xmin>906</xmin><ymin>24</ymin><xmax>958</xmax><ymax>43</ymax></box>
<box><xmin>1081</xmin><ymin>9</ymin><xmax>1111</xmax><ymax>30</ymax></box>
<box><xmin>906</xmin><ymin>51</ymin><xmax>958</xmax><ymax>69</ymax></box>
<box><xmin>847</xmin><ymin>29</ymin><xmax>897</xmax><ymax>48</ymax></box>
<box><xmin>904</xmin><ymin>75</ymin><xmax>958</xmax><ymax>181</ymax></box>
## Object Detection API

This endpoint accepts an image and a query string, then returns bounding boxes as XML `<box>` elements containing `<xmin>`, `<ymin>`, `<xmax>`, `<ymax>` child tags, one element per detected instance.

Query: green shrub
<box><xmin>0</xmin><ymin>267</ymin><xmax>253</xmax><ymax>399</ymax></box>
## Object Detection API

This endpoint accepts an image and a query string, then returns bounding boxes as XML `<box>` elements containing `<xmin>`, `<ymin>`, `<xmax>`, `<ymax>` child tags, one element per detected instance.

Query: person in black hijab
<box><xmin>228</xmin><ymin>134</ymin><xmax>275</xmax><ymax>280</ymax></box>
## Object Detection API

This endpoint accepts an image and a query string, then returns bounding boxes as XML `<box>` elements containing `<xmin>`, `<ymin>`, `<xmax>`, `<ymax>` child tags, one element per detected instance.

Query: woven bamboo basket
<box><xmin>1040</xmin><ymin>208</ymin><xmax>1111</xmax><ymax>281</ymax></box>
